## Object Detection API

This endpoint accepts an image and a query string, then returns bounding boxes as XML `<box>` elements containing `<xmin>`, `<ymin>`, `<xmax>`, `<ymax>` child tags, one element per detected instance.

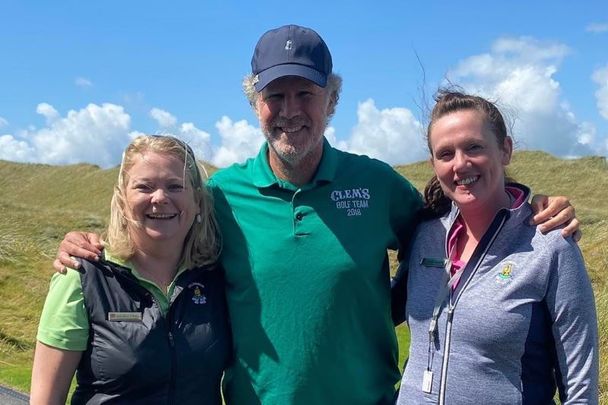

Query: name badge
<box><xmin>108</xmin><ymin>312</ymin><xmax>142</xmax><ymax>322</ymax></box>
<box><xmin>420</xmin><ymin>257</ymin><xmax>447</xmax><ymax>268</ymax></box>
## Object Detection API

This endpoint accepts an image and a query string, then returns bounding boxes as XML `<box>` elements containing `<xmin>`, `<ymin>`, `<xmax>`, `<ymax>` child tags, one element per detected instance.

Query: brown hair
<box><xmin>422</xmin><ymin>89</ymin><xmax>511</xmax><ymax>219</ymax></box>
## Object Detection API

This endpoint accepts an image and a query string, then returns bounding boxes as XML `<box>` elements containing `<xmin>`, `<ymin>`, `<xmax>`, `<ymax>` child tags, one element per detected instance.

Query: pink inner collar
<box><xmin>446</xmin><ymin>187</ymin><xmax>524</xmax><ymax>284</ymax></box>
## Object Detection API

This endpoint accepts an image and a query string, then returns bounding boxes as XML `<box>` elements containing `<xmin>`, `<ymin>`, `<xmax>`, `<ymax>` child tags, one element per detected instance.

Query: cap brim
<box><xmin>254</xmin><ymin>64</ymin><xmax>328</xmax><ymax>91</ymax></box>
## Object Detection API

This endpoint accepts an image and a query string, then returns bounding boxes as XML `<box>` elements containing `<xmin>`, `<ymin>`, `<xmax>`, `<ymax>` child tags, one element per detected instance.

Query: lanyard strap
<box><xmin>428</xmin><ymin>243</ymin><xmax>464</xmax><ymax>337</ymax></box>
<box><xmin>425</xmin><ymin>244</ymin><xmax>465</xmax><ymax>373</ymax></box>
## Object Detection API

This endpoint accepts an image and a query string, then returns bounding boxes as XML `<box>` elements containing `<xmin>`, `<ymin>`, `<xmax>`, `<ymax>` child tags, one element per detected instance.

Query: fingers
<box><xmin>535</xmin><ymin>205</ymin><xmax>575</xmax><ymax>233</ymax></box>
<box><xmin>54</xmin><ymin>232</ymin><xmax>103</xmax><ymax>274</ymax></box>
<box><xmin>85</xmin><ymin>232</ymin><xmax>104</xmax><ymax>250</ymax></box>
<box><xmin>64</xmin><ymin>232</ymin><xmax>103</xmax><ymax>253</ymax></box>
<box><xmin>529</xmin><ymin>196</ymin><xmax>567</xmax><ymax>225</ymax></box>
<box><xmin>529</xmin><ymin>194</ymin><xmax>549</xmax><ymax>216</ymax></box>
<box><xmin>530</xmin><ymin>196</ymin><xmax>571</xmax><ymax>226</ymax></box>
<box><xmin>61</xmin><ymin>232</ymin><xmax>103</xmax><ymax>257</ymax></box>
<box><xmin>58</xmin><ymin>242</ymin><xmax>100</xmax><ymax>262</ymax></box>
<box><xmin>530</xmin><ymin>197</ymin><xmax>582</xmax><ymax>240</ymax></box>
<box><xmin>56</xmin><ymin>250</ymin><xmax>85</xmax><ymax>270</ymax></box>
<box><xmin>53</xmin><ymin>258</ymin><xmax>68</xmax><ymax>274</ymax></box>
<box><xmin>561</xmin><ymin>218</ymin><xmax>582</xmax><ymax>241</ymax></box>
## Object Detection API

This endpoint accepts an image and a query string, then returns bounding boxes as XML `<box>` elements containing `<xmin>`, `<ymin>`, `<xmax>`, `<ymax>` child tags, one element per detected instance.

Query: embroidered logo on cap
<box><xmin>285</xmin><ymin>40</ymin><xmax>293</xmax><ymax>50</ymax></box>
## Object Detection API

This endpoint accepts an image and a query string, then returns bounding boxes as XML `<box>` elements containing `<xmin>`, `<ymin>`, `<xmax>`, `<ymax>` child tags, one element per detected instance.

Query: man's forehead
<box><xmin>262</xmin><ymin>76</ymin><xmax>321</xmax><ymax>92</ymax></box>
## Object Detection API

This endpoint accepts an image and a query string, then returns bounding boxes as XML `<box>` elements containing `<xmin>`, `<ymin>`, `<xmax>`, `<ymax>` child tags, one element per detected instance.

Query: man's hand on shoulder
<box><xmin>53</xmin><ymin>232</ymin><xmax>104</xmax><ymax>273</ymax></box>
<box><xmin>529</xmin><ymin>195</ymin><xmax>581</xmax><ymax>241</ymax></box>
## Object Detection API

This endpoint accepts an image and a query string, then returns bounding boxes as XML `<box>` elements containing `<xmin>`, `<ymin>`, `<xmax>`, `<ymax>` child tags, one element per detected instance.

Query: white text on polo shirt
<box><xmin>330</xmin><ymin>188</ymin><xmax>370</xmax><ymax>216</ymax></box>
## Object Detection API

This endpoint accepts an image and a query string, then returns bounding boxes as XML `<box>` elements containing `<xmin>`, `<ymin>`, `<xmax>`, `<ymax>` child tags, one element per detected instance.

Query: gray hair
<box><xmin>242</xmin><ymin>73</ymin><xmax>343</xmax><ymax>119</ymax></box>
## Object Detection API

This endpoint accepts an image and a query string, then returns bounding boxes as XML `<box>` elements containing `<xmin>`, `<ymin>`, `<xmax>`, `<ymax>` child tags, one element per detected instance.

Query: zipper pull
<box><xmin>168</xmin><ymin>331</ymin><xmax>175</xmax><ymax>347</ymax></box>
<box><xmin>429</xmin><ymin>319</ymin><xmax>437</xmax><ymax>338</ymax></box>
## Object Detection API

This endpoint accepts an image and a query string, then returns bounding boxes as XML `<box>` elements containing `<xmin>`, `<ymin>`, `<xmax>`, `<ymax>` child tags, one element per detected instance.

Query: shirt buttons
<box><xmin>295</xmin><ymin>212</ymin><xmax>303</xmax><ymax>221</ymax></box>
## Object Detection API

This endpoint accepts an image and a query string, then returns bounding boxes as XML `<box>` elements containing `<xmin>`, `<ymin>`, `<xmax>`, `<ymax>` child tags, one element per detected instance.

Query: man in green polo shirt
<box><xmin>205</xmin><ymin>25</ymin><xmax>423</xmax><ymax>404</ymax></box>
<box><xmin>55</xmin><ymin>24</ymin><xmax>579</xmax><ymax>405</ymax></box>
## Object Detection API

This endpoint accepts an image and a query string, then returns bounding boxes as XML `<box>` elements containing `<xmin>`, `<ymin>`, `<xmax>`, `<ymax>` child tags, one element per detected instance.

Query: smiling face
<box><xmin>124</xmin><ymin>151</ymin><xmax>198</xmax><ymax>250</ymax></box>
<box><xmin>256</xmin><ymin>76</ymin><xmax>334</xmax><ymax>168</ymax></box>
<box><xmin>429</xmin><ymin>109</ymin><xmax>513</xmax><ymax>214</ymax></box>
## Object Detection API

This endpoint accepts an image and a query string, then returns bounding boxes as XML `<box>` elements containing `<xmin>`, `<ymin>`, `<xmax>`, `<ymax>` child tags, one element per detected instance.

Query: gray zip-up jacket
<box><xmin>396</xmin><ymin>184</ymin><xmax>598</xmax><ymax>405</ymax></box>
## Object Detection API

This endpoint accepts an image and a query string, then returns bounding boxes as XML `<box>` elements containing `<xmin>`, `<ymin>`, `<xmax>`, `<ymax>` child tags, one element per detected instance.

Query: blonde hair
<box><xmin>106</xmin><ymin>135</ymin><xmax>219</xmax><ymax>268</ymax></box>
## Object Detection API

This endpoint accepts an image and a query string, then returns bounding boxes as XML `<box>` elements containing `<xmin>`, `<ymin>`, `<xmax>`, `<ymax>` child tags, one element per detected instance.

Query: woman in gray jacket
<box><xmin>396</xmin><ymin>90</ymin><xmax>598</xmax><ymax>404</ymax></box>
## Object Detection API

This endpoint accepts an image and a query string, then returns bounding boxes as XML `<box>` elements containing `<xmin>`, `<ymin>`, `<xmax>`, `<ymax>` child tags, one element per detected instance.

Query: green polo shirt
<box><xmin>208</xmin><ymin>139</ymin><xmax>422</xmax><ymax>405</ymax></box>
<box><xmin>37</xmin><ymin>253</ymin><xmax>187</xmax><ymax>351</ymax></box>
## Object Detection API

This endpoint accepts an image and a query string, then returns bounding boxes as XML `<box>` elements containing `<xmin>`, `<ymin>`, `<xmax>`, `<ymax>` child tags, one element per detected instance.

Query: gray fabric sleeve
<box><xmin>545</xmin><ymin>236</ymin><xmax>599</xmax><ymax>404</ymax></box>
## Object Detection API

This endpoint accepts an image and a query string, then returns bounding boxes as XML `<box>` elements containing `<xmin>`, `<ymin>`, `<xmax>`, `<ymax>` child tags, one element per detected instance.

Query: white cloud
<box><xmin>3</xmin><ymin>103</ymin><xmax>132</xmax><ymax>168</ymax></box>
<box><xmin>36</xmin><ymin>103</ymin><xmax>59</xmax><ymax>122</ymax></box>
<box><xmin>592</xmin><ymin>65</ymin><xmax>608</xmax><ymax>120</ymax></box>
<box><xmin>75</xmin><ymin>77</ymin><xmax>93</xmax><ymax>88</ymax></box>
<box><xmin>0</xmin><ymin>116</ymin><xmax>8</xmax><ymax>128</ymax></box>
<box><xmin>137</xmin><ymin>118</ymin><xmax>214</xmax><ymax>163</ymax></box>
<box><xmin>491</xmin><ymin>37</ymin><xmax>569</xmax><ymax>63</ymax></box>
<box><xmin>177</xmin><ymin>122</ymin><xmax>213</xmax><ymax>162</ymax></box>
<box><xmin>149</xmin><ymin>107</ymin><xmax>177</xmax><ymax>128</ymax></box>
<box><xmin>448</xmin><ymin>36</ymin><xmax>598</xmax><ymax>157</ymax></box>
<box><xmin>128</xmin><ymin>130</ymin><xmax>147</xmax><ymax>140</ymax></box>
<box><xmin>338</xmin><ymin>99</ymin><xmax>426</xmax><ymax>165</ymax></box>
<box><xmin>0</xmin><ymin>134</ymin><xmax>36</xmax><ymax>162</ymax></box>
<box><xmin>2</xmin><ymin>103</ymin><xmax>222</xmax><ymax>168</ymax></box>
<box><xmin>586</xmin><ymin>22</ymin><xmax>608</xmax><ymax>33</ymax></box>
<box><xmin>323</xmin><ymin>125</ymin><xmax>339</xmax><ymax>146</ymax></box>
<box><xmin>211</xmin><ymin>116</ymin><xmax>265</xmax><ymax>167</ymax></box>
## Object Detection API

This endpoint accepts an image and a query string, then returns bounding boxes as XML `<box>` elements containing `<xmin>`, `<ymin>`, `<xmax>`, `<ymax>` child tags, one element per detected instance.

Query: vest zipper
<box><xmin>167</xmin><ymin>308</ymin><xmax>177</xmax><ymax>404</ymax></box>
<box><xmin>146</xmin><ymin>290</ymin><xmax>177</xmax><ymax>404</ymax></box>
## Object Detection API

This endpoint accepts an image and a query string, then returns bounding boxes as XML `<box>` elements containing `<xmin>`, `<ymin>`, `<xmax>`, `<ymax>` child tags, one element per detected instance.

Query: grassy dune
<box><xmin>1</xmin><ymin>152</ymin><xmax>606</xmax><ymax>401</ymax></box>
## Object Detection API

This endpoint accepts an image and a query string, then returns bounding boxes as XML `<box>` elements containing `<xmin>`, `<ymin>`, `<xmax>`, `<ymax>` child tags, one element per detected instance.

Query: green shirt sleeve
<box><xmin>390</xmin><ymin>170</ymin><xmax>424</xmax><ymax>249</ymax></box>
<box><xmin>37</xmin><ymin>269</ymin><xmax>89</xmax><ymax>351</ymax></box>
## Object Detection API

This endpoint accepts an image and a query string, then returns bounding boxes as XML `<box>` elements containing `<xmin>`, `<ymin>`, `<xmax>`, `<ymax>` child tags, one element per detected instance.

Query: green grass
<box><xmin>1</xmin><ymin>152</ymin><xmax>607</xmax><ymax>402</ymax></box>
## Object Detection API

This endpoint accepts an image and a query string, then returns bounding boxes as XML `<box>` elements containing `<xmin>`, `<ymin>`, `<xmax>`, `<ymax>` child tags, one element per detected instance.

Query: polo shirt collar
<box><xmin>102</xmin><ymin>250</ymin><xmax>188</xmax><ymax>280</ymax></box>
<box><xmin>251</xmin><ymin>138</ymin><xmax>339</xmax><ymax>189</ymax></box>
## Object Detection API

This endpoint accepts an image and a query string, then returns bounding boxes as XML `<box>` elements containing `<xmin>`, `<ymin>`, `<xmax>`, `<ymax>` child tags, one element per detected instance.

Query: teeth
<box><xmin>146</xmin><ymin>213</ymin><xmax>177</xmax><ymax>219</ymax></box>
<box><xmin>456</xmin><ymin>176</ymin><xmax>478</xmax><ymax>186</ymax></box>
<box><xmin>282</xmin><ymin>126</ymin><xmax>302</xmax><ymax>133</ymax></box>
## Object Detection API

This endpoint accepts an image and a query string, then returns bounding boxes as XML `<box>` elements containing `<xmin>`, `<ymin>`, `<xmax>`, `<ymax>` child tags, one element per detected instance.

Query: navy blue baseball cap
<box><xmin>251</xmin><ymin>25</ymin><xmax>332</xmax><ymax>91</ymax></box>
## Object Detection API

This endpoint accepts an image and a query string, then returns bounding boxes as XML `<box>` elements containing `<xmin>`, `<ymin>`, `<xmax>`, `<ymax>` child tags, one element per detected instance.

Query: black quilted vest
<box><xmin>71</xmin><ymin>258</ymin><xmax>231</xmax><ymax>404</ymax></box>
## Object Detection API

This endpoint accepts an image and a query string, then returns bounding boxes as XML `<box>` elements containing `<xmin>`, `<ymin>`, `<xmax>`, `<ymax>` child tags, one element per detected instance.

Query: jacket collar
<box><xmin>442</xmin><ymin>182</ymin><xmax>532</xmax><ymax>232</ymax></box>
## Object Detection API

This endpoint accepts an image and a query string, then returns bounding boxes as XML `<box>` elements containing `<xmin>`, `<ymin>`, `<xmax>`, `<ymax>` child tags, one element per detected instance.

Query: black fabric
<box><xmin>521</xmin><ymin>302</ymin><xmax>559</xmax><ymax>405</ymax></box>
<box><xmin>390</xmin><ymin>263</ymin><xmax>408</xmax><ymax>326</ymax></box>
<box><xmin>72</xmin><ymin>259</ymin><xmax>231</xmax><ymax>404</ymax></box>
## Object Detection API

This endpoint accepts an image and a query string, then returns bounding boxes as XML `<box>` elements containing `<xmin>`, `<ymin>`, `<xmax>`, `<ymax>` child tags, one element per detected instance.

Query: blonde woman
<box><xmin>31</xmin><ymin>136</ymin><xmax>231</xmax><ymax>404</ymax></box>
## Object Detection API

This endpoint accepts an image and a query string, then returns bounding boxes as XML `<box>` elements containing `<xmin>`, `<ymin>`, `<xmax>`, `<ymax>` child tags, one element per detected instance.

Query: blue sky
<box><xmin>1</xmin><ymin>1</ymin><xmax>607</xmax><ymax>168</ymax></box>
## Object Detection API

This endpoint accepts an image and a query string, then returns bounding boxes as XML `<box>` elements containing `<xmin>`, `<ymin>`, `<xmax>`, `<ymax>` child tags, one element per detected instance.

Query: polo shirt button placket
<box><xmin>293</xmin><ymin>210</ymin><xmax>307</xmax><ymax>236</ymax></box>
